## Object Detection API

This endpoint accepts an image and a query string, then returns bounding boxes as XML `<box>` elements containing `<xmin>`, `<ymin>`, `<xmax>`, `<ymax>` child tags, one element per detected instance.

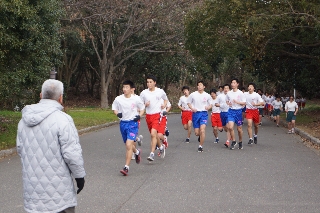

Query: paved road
<box><xmin>1</xmin><ymin>114</ymin><xmax>320</xmax><ymax>213</ymax></box>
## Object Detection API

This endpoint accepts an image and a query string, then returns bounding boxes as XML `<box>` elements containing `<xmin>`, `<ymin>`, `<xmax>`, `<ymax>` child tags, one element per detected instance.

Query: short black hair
<box><xmin>247</xmin><ymin>82</ymin><xmax>256</xmax><ymax>89</ymax></box>
<box><xmin>210</xmin><ymin>88</ymin><xmax>217</xmax><ymax>94</ymax></box>
<box><xmin>218</xmin><ymin>85</ymin><xmax>223</xmax><ymax>89</ymax></box>
<box><xmin>240</xmin><ymin>87</ymin><xmax>246</xmax><ymax>91</ymax></box>
<box><xmin>257</xmin><ymin>88</ymin><xmax>262</xmax><ymax>93</ymax></box>
<box><xmin>146</xmin><ymin>74</ymin><xmax>157</xmax><ymax>82</ymax></box>
<box><xmin>231</xmin><ymin>78</ymin><xmax>239</xmax><ymax>84</ymax></box>
<box><xmin>122</xmin><ymin>80</ymin><xmax>135</xmax><ymax>88</ymax></box>
<box><xmin>223</xmin><ymin>84</ymin><xmax>230</xmax><ymax>89</ymax></box>
<box><xmin>181</xmin><ymin>86</ymin><xmax>190</xmax><ymax>91</ymax></box>
<box><xmin>197</xmin><ymin>80</ymin><xmax>205</xmax><ymax>86</ymax></box>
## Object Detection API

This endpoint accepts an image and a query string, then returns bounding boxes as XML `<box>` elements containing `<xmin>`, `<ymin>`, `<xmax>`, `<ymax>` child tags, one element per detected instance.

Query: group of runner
<box><xmin>112</xmin><ymin>75</ymin><xmax>299</xmax><ymax>176</ymax></box>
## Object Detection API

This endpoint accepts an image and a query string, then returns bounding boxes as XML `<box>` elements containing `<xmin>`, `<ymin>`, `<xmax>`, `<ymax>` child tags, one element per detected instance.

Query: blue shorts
<box><xmin>120</xmin><ymin>120</ymin><xmax>139</xmax><ymax>143</ymax></box>
<box><xmin>242</xmin><ymin>106</ymin><xmax>246</xmax><ymax>112</ymax></box>
<box><xmin>220</xmin><ymin>112</ymin><xmax>228</xmax><ymax>126</ymax></box>
<box><xmin>273</xmin><ymin>109</ymin><xmax>281</xmax><ymax>116</ymax></box>
<box><xmin>227</xmin><ymin>109</ymin><xmax>243</xmax><ymax>126</ymax></box>
<box><xmin>192</xmin><ymin>111</ymin><xmax>208</xmax><ymax>129</ymax></box>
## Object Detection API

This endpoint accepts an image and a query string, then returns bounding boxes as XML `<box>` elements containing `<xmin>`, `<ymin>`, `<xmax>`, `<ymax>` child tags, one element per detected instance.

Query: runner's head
<box><xmin>230</xmin><ymin>78</ymin><xmax>239</xmax><ymax>90</ymax></box>
<box><xmin>210</xmin><ymin>88</ymin><xmax>217</xmax><ymax>99</ymax></box>
<box><xmin>146</xmin><ymin>74</ymin><xmax>157</xmax><ymax>90</ymax></box>
<box><xmin>289</xmin><ymin>95</ymin><xmax>294</xmax><ymax>102</ymax></box>
<box><xmin>122</xmin><ymin>80</ymin><xmax>135</xmax><ymax>96</ymax></box>
<box><xmin>223</xmin><ymin>84</ymin><xmax>230</xmax><ymax>93</ymax></box>
<box><xmin>197</xmin><ymin>80</ymin><xmax>205</xmax><ymax>92</ymax></box>
<box><xmin>241</xmin><ymin>87</ymin><xmax>246</xmax><ymax>93</ymax></box>
<box><xmin>257</xmin><ymin>88</ymin><xmax>262</xmax><ymax>95</ymax></box>
<box><xmin>247</xmin><ymin>82</ymin><xmax>256</xmax><ymax>93</ymax></box>
<box><xmin>182</xmin><ymin>86</ymin><xmax>190</xmax><ymax>96</ymax></box>
<box><xmin>218</xmin><ymin>85</ymin><xmax>223</xmax><ymax>92</ymax></box>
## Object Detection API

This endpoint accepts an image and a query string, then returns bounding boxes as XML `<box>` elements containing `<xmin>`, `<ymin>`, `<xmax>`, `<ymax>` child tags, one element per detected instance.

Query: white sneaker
<box><xmin>147</xmin><ymin>153</ymin><xmax>154</xmax><ymax>161</ymax></box>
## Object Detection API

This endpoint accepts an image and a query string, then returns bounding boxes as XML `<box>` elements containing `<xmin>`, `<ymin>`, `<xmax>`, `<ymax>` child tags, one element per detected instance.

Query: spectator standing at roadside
<box><xmin>17</xmin><ymin>79</ymin><xmax>86</xmax><ymax>213</ymax></box>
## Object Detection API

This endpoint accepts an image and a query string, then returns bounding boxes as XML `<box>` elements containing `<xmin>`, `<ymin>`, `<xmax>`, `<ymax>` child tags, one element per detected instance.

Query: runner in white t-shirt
<box><xmin>285</xmin><ymin>95</ymin><xmax>298</xmax><ymax>134</ymax></box>
<box><xmin>226</xmin><ymin>78</ymin><xmax>246</xmax><ymax>150</ymax></box>
<box><xmin>215</xmin><ymin>84</ymin><xmax>231</xmax><ymax>147</ymax></box>
<box><xmin>244</xmin><ymin>83</ymin><xmax>264</xmax><ymax>145</ymax></box>
<box><xmin>216</xmin><ymin>85</ymin><xmax>224</xmax><ymax>96</ymax></box>
<box><xmin>112</xmin><ymin>80</ymin><xmax>145</xmax><ymax>176</ymax></box>
<box><xmin>140</xmin><ymin>75</ymin><xmax>168</xmax><ymax>161</ymax></box>
<box><xmin>209</xmin><ymin>89</ymin><xmax>223</xmax><ymax>143</ymax></box>
<box><xmin>187</xmin><ymin>80</ymin><xmax>211</xmax><ymax>152</ymax></box>
<box><xmin>271</xmin><ymin>96</ymin><xmax>283</xmax><ymax>127</ymax></box>
<box><xmin>178</xmin><ymin>86</ymin><xmax>193</xmax><ymax>143</ymax></box>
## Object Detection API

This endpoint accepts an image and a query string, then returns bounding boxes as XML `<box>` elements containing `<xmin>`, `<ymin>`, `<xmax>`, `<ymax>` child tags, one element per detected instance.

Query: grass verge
<box><xmin>0</xmin><ymin>107</ymin><xmax>117</xmax><ymax>151</ymax></box>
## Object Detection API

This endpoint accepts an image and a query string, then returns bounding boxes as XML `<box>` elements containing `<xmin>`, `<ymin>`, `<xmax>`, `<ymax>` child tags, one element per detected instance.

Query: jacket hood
<box><xmin>21</xmin><ymin>99</ymin><xmax>63</xmax><ymax>127</ymax></box>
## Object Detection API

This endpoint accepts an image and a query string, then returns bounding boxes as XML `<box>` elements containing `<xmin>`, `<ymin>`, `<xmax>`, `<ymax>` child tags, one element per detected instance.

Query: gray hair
<box><xmin>41</xmin><ymin>79</ymin><xmax>64</xmax><ymax>101</ymax></box>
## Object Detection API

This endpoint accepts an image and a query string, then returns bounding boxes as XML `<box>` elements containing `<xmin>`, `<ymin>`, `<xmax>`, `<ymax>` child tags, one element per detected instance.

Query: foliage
<box><xmin>0</xmin><ymin>0</ymin><xmax>64</xmax><ymax>109</ymax></box>
<box><xmin>184</xmin><ymin>0</ymin><xmax>320</xmax><ymax>96</ymax></box>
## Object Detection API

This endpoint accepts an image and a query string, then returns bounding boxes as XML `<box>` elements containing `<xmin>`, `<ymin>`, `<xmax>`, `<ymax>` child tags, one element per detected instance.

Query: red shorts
<box><xmin>146</xmin><ymin>113</ymin><xmax>161</xmax><ymax>132</ymax></box>
<box><xmin>211</xmin><ymin>113</ymin><xmax>222</xmax><ymax>127</ymax></box>
<box><xmin>158</xmin><ymin>116</ymin><xmax>167</xmax><ymax>134</ymax></box>
<box><xmin>246</xmin><ymin>109</ymin><xmax>260</xmax><ymax>124</ymax></box>
<box><xmin>297</xmin><ymin>102</ymin><xmax>301</xmax><ymax>107</ymax></box>
<box><xmin>268</xmin><ymin>105</ymin><xmax>273</xmax><ymax>111</ymax></box>
<box><xmin>181</xmin><ymin>111</ymin><xmax>192</xmax><ymax>125</ymax></box>
<box><xmin>302</xmin><ymin>102</ymin><xmax>306</xmax><ymax>107</ymax></box>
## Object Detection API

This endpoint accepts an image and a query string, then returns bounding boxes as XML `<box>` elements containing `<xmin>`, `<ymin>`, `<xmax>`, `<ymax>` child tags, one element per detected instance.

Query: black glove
<box><xmin>162</xmin><ymin>111</ymin><xmax>167</xmax><ymax>116</ymax></box>
<box><xmin>75</xmin><ymin>178</ymin><xmax>85</xmax><ymax>194</ymax></box>
<box><xmin>133</xmin><ymin>115</ymin><xmax>140</xmax><ymax>121</ymax></box>
<box><xmin>117</xmin><ymin>113</ymin><xmax>122</xmax><ymax>118</ymax></box>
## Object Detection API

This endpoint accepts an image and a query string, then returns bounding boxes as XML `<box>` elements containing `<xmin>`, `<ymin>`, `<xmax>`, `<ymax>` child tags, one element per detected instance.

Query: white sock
<box><xmin>135</xmin><ymin>150</ymin><xmax>139</xmax><ymax>155</ymax></box>
<box><xmin>254</xmin><ymin>135</ymin><xmax>257</xmax><ymax>138</ymax></box>
<box><xmin>199</xmin><ymin>145</ymin><xmax>202</xmax><ymax>148</ymax></box>
<box><xmin>250</xmin><ymin>138</ymin><xmax>253</xmax><ymax>140</ymax></box>
<box><xmin>125</xmin><ymin>165</ymin><xmax>129</xmax><ymax>170</ymax></box>
<box><xmin>150</xmin><ymin>152</ymin><xmax>154</xmax><ymax>157</ymax></box>
<box><xmin>160</xmin><ymin>145</ymin><xmax>164</xmax><ymax>150</ymax></box>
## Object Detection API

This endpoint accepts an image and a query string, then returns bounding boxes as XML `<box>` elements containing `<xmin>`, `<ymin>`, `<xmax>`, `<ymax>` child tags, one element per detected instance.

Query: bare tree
<box><xmin>63</xmin><ymin>0</ymin><xmax>198</xmax><ymax>108</ymax></box>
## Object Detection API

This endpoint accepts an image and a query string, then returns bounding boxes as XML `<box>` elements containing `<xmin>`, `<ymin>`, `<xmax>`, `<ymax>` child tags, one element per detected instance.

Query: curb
<box><xmin>279</xmin><ymin>119</ymin><xmax>320</xmax><ymax>145</ymax></box>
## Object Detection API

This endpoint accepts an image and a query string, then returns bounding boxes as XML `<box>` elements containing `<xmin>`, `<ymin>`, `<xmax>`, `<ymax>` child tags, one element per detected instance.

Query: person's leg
<box><xmin>125</xmin><ymin>140</ymin><xmax>135</xmax><ymax>167</ymax></box>
<box><xmin>199</xmin><ymin>124</ymin><xmax>206</xmax><ymax>146</ymax></box>
<box><xmin>291</xmin><ymin>120</ymin><xmax>296</xmax><ymax>132</ymax></box>
<box><xmin>247</xmin><ymin>119</ymin><xmax>253</xmax><ymax>139</ymax></box>
<box><xmin>276</xmin><ymin>115</ymin><xmax>280</xmax><ymax>126</ymax></box>
<box><xmin>228</xmin><ymin>121</ymin><xmax>235</xmax><ymax>141</ymax></box>
<box><xmin>187</xmin><ymin>120</ymin><xmax>192</xmax><ymax>138</ymax></box>
<box><xmin>59</xmin><ymin>207</ymin><xmax>75</xmax><ymax>213</ymax></box>
<box><xmin>237</xmin><ymin>125</ymin><xmax>243</xmax><ymax>142</ymax></box>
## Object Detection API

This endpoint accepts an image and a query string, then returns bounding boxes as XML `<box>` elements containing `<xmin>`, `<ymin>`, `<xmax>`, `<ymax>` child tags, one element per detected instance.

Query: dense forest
<box><xmin>1</xmin><ymin>0</ymin><xmax>320</xmax><ymax>109</ymax></box>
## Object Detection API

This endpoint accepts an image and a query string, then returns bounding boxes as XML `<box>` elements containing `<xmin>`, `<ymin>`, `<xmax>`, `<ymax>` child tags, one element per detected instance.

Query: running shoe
<box><xmin>224</xmin><ymin>141</ymin><xmax>229</xmax><ymax>148</ymax></box>
<box><xmin>160</xmin><ymin>147</ymin><xmax>165</xmax><ymax>158</ymax></box>
<box><xmin>291</xmin><ymin>129</ymin><xmax>295</xmax><ymax>134</ymax></box>
<box><xmin>198</xmin><ymin>146</ymin><xmax>203</xmax><ymax>152</ymax></box>
<box><xmin>254</xmin><ymin>136</ymin><xmax>258</xmax><ymax>144</ymax></box>
<box><xmin>135</xmin><ymin>149</ymin><xmax>141</xmax><ymax>164</ymax></box>
<box><xmin>198</xmin><ymin>136</ymin><xmax>200</xmax><ymax>142</ymax></box>
<box><xmin>185</xmin><ymin>138</ymin><xmax>190</xmax><ymax>143</ymax></box>
<box><xmin>147</xmin><ymin>153</ymin><xmax>154</xmax><ymax>161</ymax></box>
<box><xmin>214</xmin><ymin>138</ymin><xmax>219</xmax><ymax>143</ymax></box>
<box><xmin>120</xmin><ymin>167</ymin><xmax>129</xmax><ymax>176</ymax></box>
<box><xmin>230</xmin><ymin>141</ymin><xmax>237</xmax><ymax>150</ymax></box>
<box><xmin>238</xmin><ymin>142</ymin><xmax>243</xmax><ymax>150</ymax></box>
<box><xmin>248</xmin><ymin>139</ymin><xmax>254</xmax><ymax>145</ymax></box>
<box><xmin>137</xmin><ymin>135</ymin><xmax>143</xmax><ymax>146</ymax></box>
<box><xmin>165</xmin><ymin>129</ymin><xmax>170</xmax><ymax>136</ymax></box>
<box><xmin>259</xmin><ymin>122</ymin><xmax>262</xmax><ymax>126</ymax></box>
<box><xmin>277</xmin><ymin>124</ymin><xmax>279</xmax><ymax>127</ymax></box>
<box><xmin>131</xmin><ymin>153</ymin><xmax>135</xmax><ymax>160</ymax></box>
<box><xmin>163</xmin><ymin>136</ymin><xmax>168</xmax><ymax>149</ymax></box>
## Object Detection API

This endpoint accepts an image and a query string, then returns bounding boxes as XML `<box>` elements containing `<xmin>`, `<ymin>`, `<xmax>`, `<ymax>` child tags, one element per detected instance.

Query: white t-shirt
<box><xmin>265</xmin><ymin>96</ymin><xmax>274</xmax><ymax>104</ymax></box>
<box><xmin>244</xmin><ymin>92</ymin><xmax>263</xmax><ymax>109</ymax></box>
<box><xmin>216</xmin><ymin>91</ymin><xmax>223</xmax><ymax>96</ymax></box>
<box><xmin>112</xmin><ymin>94</ymin><xmax>145</xmax><ymax>121</ymax></box>
<box><xmin>187</xmin><ymin>91</ymin><xmax>211</xmax><ymax>111</ymax></box>
<box><xmin>216</xmin><ymin>93</ymin><xmax>229</xmax><ymax>112</ymax></box>
<box><xmin>178</xmin><ymin>96</ymin><xmax>191</xmax><ymax>111</ymax></box>
<box><xmin>272</xmin><ymin>100</ymin><xmax>282</xmax><ymax>109</ymax></box>
<box><xmin>161</xmin><ymin>100</ymin><xmax>171</xmax><ymax>113</ymax></box>
<box><xmin>210</xmin><ymin>98</ymin><xmax>220</xmax><ymax>113</ymax></box>
<box><xmin>285</xmin><ymin>101</ymin><xmax>298</xmax><ymax>112</ymax></box>
<box><xmin>301</xmin><ymin>98</ymin><xmax>306</xmax><ymax>103</ymax></box>
<box><xmin>226</xmin><ymin>89</ymin><xmax>246</xmax><ymax>110</ymax></box>
<box><xmin>140</xmin><ymin>88</ymin><xmax>168</xmax><ymax>114</ymax></box>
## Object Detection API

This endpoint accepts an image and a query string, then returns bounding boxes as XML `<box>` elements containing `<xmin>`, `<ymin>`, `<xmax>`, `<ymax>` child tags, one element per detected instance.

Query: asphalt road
<box><xmin>1</xmin><ymin>114</ymin><xmax>320</xmax><ymax>213</ymax></box>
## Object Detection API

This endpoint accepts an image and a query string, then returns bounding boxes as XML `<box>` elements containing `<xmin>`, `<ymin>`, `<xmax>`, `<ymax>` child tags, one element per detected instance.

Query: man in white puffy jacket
<box><xmin>16</xmin><ymin>79</ymin><xmax>86</xmax><ymax>213</ymax></box>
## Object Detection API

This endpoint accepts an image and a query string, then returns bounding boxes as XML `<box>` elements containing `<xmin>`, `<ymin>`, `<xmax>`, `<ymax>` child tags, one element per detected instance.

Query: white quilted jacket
<box><xmin>16</xmin><ymin>99</ymin><xmax>86</xmax><ymax>213</ymax></box>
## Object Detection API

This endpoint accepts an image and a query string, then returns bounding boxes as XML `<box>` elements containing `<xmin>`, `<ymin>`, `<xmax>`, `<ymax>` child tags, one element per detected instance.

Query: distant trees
<box><xmin>184</xmin><ymin>0</ymin><xmax>320</xmax><ymax>97</ymax></box>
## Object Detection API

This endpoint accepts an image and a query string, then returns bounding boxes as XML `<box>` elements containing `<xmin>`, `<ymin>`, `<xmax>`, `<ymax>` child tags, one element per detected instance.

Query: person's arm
<box><xmin>59</xmin><ymin>116</ymin><xmax>86</xmax><ymax>193</ymax></box>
